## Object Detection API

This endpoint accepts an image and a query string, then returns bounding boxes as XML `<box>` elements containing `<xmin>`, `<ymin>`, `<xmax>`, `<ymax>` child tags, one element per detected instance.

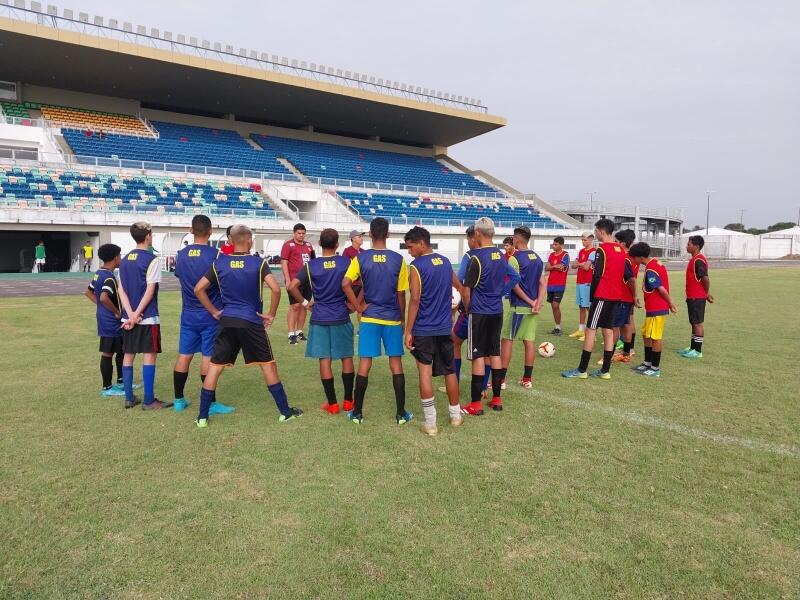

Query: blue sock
<box><xmin>142</xmin><ymin>364</ymin><xmax>156</xmax><ymax>404</ymax></box>
<box><xmin>454</xmin><ymin>358</ymin><xmax>462</xmax><ymax>380</ymax></box>
<box><xmin>482</xmin><ymin>366</ymin><xmax>492</xmax><ymax>391</ymax></box>
<box><xmin>199</xmin><ymin>388</ymin><xmax>215</xmax><ymax>419</ymax></box>
<box><xmin>268</xmin><ymin>382</ymin><xmax>291</xmax><ymax>416</ymax></box>
<box><xmin>122</xmin><ymin>366</ymin><xmax>134</xmax><ymax>401</ymax></box>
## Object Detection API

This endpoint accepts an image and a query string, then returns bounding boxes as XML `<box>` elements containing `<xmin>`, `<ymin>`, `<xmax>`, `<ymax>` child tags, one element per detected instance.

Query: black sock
<box><xmin>173</xmin><ymin>370</ymin><xmax>189</xmax><ymax>399</ymax></box>
<box><xmin>602</xmin><ymin>350</ymin><xmax>614</xmax><ymax>373</ymax></box>
<box><xmin>392</xmin><ymin>373</ymin><xmax>406</xmax><ymax>416</ymax></box>
<box><xmin>471</xmin><ymin>374</ymin><xmax>483</xmax><ymax>403</ymax></box>
<box><xmin>644</xmin><ymin>346</ymin><xmax>653</xmax><ymax>364</ymax></box>
<box><xmin>491</xmin><ymin>368</ymin><xmax>506</xmax><ymax>398</ymax></box>
<box><xmin>578</xmin><ymin>350</ymin><xmax>592</xmax><ymax>373</ymax></box>
<box><xmin>691</xmin><ymin>336</ymin><xmax>703</xmax><ymax>352</ymax></box>
<box><xmin>523</xmin><ymin>365</ymin><xmax>533</xmax><ymax>379</ymax></box>
<box><xmin>115</xmin><ymin>352</ymin><xmax>124</xmax><ymax>383</ymax></box>
<box><xmin>630</xmin><ymin>333</ymin><xmax>636</xmax><ymax>352</ymax></box>
<box><xmin>652</xmin><ymin>351</ymin><xmax>662</xmax><ymax>368</ymax></box>
<box><xmin>354</xmin><ymin>375</ymin><xmax>368</xmax><ymax>415</ymax></box>
<box><xmin>622</xmin><ymin>340</ymin><xmax>632</xmax><ymax>355</ymax></box>
<box><xmin>341</xmin><ymin>371</ymin><xmax>355</xmax><ymax>402</ymax></box>
<box><xmin>321</xmin><ymin>377</ymin><xmax>337</xmax><ymax>405</ymax></box>
<box><xmin>100</xmin><ymin>355</ymin><xmax>113</xmax><ymax>389</ymax></box>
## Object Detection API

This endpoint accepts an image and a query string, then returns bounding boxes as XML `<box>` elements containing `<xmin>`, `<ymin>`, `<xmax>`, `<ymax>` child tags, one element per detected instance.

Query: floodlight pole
<box><xmin>705</xmin><ymin>190</ymin><xmax>715</xmax><ymax>234</ymax></box>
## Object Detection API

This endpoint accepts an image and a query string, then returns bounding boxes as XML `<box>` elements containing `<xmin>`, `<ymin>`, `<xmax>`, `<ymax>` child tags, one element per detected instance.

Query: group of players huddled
<box><xmin>85</xmin><ymin>214</ymin><xmax>712</xmax><ymax>435</ymax></box>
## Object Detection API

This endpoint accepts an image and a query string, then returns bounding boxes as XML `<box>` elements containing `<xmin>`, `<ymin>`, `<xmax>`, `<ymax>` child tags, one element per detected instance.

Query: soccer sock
<box><xmin>454</xmin><ymin>358</ymin><xmax>462</xmax><ymax>380</ymax></box>
<box><xmin>523</xmin><ymin>365</ymin><xmax>533</xmax><ymax>379</ymax></box>
<box><xmin>448</xmin><ymin>404</ymin><xmax>462</xmax><ymax>420</ymax></box>
<box><xmin>691</xmin><ymin>336</ymin><xmax>703</xmax><ymax>352</ymax></box>
<box><xmin>652</xmin><ymin>351</ymin><xmax>662</xmax><ymax>368</ymax></box>
<box><xmin>630</xmin><ymin>333</ymin><xmax>636</xmax><ymax>352</ymax></box>
<box><xmin>198</xmin><ymin>388</ymin><xmax>215</xmax><ymax>419</ymax></box>
<box><xmin>321</xmin><ymin>377</ymin><xmax>337</xmax><ymax>405</ymax></box>
<box><xmin>482</xmin><ymin>366</ymin><xmax>492</xmax><ymax>390</ymax></box>
<box><xmin>115</xmin><ymin>352</ymin><xmax>124</xmax><ymax>383</ymax></box>
<box><xmin>100</xmin><ymin>355</ymin><xmax>113</xmax><ymax>389</ymax></box>
<box><xmin>268</xmin><ymin>382</ymin><xmax>291</xmax><ymax>416</ymax></box>
<box><xmin>644</xmin><ymin>346</ymin><xmax>653</xmax><ymax>365</ymax></box>
<box><xmin>142</xmin><ymin>364</ymin><xmax>156</xmax><ymax>404</ymax></box>
<box><xmin>392</xmin><ymin>374</ymin><xmax>406</xmax><ymax>416</ymax></box>
<box><xmin>491</xmin><ymin>368</ymin><xmax>506</xmax><ymax>398</ymax></box>
<box><xmin>578</xmin><ymin>350</ymin><xmax>591</xmax><ymax>373</ymax></box>
<box><xmin>471</xmin><ymin>374</ymin><xmax>483</xmax><ymax>403</ymax></box>
<box><xmin>602</xmin><ymin>350</ymin><xmax>614</xmax><ymax>373</ymax></box>
<box><xmin>555</xmin><ymin>324</ymin><xmax>561</xmax><ymax>331</ymax></box>
<box><xmin>341</xmin><ymin>371</ymin><xmax>355</xmax><ymax>402</ymax></box>
<box><xmin>622</xmin><ymin>340</ymin><xmax>632</xmax><ymax>355</ymax></box>
<box><xmin>421</xmin><ymin>397</ymin><xmax>436</xmax><ymax>426</ymax></box>
<box><xmin>200</xmin><ymin>374</ymin><xmax>206</xmax><ymax>384</ymax></box>
<box><xmin>354</xmin><ymin>375</ymin><xmax>368</xmax><ymax>415</ymax></box>
<box><xmin>578</xmin><ymin>324</ymin><xmax>585</xmax><ymax>331</ymax></box>
<box><xmin>122</xmin><ymin>365</ymin><xmax>134</xmax><ymax>401</ymax></box>
<box><xmin>173</xmin><ymin>370</ymin><xmax>188</xmax><ymax>399</ymax></box>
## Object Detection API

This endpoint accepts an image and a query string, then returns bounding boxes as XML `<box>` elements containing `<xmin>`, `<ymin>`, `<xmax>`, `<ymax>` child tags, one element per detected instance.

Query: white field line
<box><xmin>503</xmin><ymin>386</ymin><xmax>800</xmax><ymax>460</ymax></box>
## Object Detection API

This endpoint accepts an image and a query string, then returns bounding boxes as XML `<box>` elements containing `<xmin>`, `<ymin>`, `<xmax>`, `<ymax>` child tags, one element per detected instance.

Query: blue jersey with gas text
<box><xmin>119</xmin><ymin>249</ymin><xmax>159</xmax><ymax>320</ymax></box>
<box><xmin>509</xmin><ymin>250</ymin><xmax>544</xmax><ymax>308</ymax></box>
<box><xmin>89</xmin><ymin>268</ymin><xmax>122</xmax><ymax>337</ymax></box>
<box><xmin>297</xmin><ymin>254</ymin><xmax>351</xmax><ymax>325</ymax></box>
<box><xmin>175</xmin><ymin>244</ymin><xmax>222</xmax><ymax>327</ymax></box>
<box><xmin>345</xmin><ymin>248</ymin><xmax>409</xmax><ymax>324</ymax></box>
<box><xmin>465</xmin><ymin>246</ymin><xmax>507</xmax><ymax>315</ymax></box>
<box><xmin>208</xmin><ymin>253</ymin><xmax>268</xmax><ymax>325</ymax></box>
<box><xmin>410</xmin><ymin>252</ymin><xmax>453</xmax><ymax>336</ymax></box>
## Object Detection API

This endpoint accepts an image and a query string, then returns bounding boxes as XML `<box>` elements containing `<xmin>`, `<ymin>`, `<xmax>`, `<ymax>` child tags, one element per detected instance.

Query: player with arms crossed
<box><xmin>287</xmin><ymin>228</ymin><xmax>356</xmax><ymax>415</ymax></box>
<box><xmin>194</xmin><ymin>225</ymin><xmax>302</xmax><ymax>428</ymax></box>
<box><xmin>545</xmin><ymin>236</ymin><xmax>570</xmax><ymax>336</ymax></box>
<box><xmin>404</xmin><ymin>226</ymin><xmax>464</xmax><ymax>436</ymax></box>
<box><xmin>680</xmin><ymin>235</ymin><xmax>713</xmax><ymax>359</ymax></box>
<box><xmin>281</xmin><ymin>223</ymin><xmax>316</xmax><ymax>345</ymax></box>
<box><xmin>568</xmin><ymin>232</ymin><xmax>595</xmax><ymax>341</ymax></box>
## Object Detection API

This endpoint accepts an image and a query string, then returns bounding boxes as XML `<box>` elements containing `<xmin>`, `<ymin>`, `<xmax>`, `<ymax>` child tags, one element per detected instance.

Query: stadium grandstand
<box><xmin>0</xmin><ymin>1</ymin><xmax>582</xmax><ymax>273</ymax></box>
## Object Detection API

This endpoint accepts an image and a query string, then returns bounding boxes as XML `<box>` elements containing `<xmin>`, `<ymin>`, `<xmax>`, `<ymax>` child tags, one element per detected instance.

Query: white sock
<box><xmin>448</xmin><ymin>404</ymin><xmax>462</xmax><ymax>420</ymax></box>
<box><xmin>421</xmin><ymin>397</ymin><xmax>436</xmax><ymax>426</ymax></box>
<box><xmin>555</xmin><ymin>324</ymin><xmax>561</xmax><ymax>330</ymax></box>
<box><xmin>579</xmin><ymin>324</ymin><xmax>585</xmax><ymax>331</ymax></box>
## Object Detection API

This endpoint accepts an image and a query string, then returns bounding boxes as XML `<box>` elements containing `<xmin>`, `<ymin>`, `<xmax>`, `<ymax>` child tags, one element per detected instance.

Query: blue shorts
<box><xmin>358</xmin><ymin>321</ymin><xmax>404</xmax><ymax>358</ymax></box>
<box><xmin>305</xmin><ymin>321</ymin><xmax>354</xmax><ymax>360</ymax></box>
<box><xmin>612</xmin><ymin>302</ymin><xmax>633</xmax><ymax>328</ymax></box>
<box><xmin>452</xmin><ymin>312</ymin><xmax>468</xmax><ymax>340</ymax></box>
<box><xmin>575</xmin><ymin>284</ymin><xmax>591</xmax><ymax>308</ymax></box>
<box><xmin>179</xmin><ymin>323</ymin><xmax>218</xmax><ymax>357</ymax></box>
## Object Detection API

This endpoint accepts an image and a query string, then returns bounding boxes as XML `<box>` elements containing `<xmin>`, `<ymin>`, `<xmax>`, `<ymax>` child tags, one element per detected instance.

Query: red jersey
<box><xmin>220</xmin><ymin>243</ymin><xmax>234</xmax><ymax>256</ymax></box>
<box><xmin>342</xmin><ymin>245</ymin><xmax>361</xmax><ymax>260</ymax></box>
<box><xmin>620</xmin><ymin>255</ymin><xmax>639</xmax><ymax>303</ymax></box>
<box><xmin>546</xmin><ymin>251</ymin><xmax>570</xmax><ymax>291</ymax></box>
<box><xmin>643</xmin><ymin>258</ymin><xmax>671</xmax><ymax>315</ymax></box>
<box><xmin>280</xmin><ymin>239</ymin><xmax>315</xmax><ymax>279</ymax></box>
<box><xmin>685</xmin><ymin>254</ymin><xmax>709</xmax><ymax>299</ymax></box>
<box><xmin>593</xmin><ymin>242</ymin><xmax>627</xmax><ymax>301</ymax></box>
<box><xmin>576</xmin><ymin>247</ymin><xmax>595</xmax><ymax>285</ymax></box>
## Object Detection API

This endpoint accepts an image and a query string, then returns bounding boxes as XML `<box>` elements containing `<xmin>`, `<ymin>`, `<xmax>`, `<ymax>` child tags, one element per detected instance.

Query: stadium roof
<box><xmin>0</xmin><ymin>15</ymin><xmax>506</xmax><ymax>148</ymax></box>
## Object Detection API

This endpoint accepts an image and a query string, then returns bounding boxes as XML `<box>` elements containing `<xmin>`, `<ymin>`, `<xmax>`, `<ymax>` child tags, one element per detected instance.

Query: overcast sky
<box><xmin>67</xmin><ymin>1</ymin><xmax>799</xmax><ymax>227</ymax></box>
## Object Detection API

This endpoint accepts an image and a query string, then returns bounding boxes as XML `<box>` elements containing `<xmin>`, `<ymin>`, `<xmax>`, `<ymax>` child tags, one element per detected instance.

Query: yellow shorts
<box><xmin>641</xmin><ymin>315</ymin><xmax>666</xmax><ymax>341</ymax></box>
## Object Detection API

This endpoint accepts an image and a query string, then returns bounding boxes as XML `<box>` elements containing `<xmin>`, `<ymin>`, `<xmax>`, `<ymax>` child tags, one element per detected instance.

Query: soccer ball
<box><xmin>451</xmin><ymin>287</ymin><xmax>462</xmax><ymax>309</ymax></box>
<box><xmin>538</xmin><ymin>341</ymin><xmax>556</xmax><ymax>358</ymax></box>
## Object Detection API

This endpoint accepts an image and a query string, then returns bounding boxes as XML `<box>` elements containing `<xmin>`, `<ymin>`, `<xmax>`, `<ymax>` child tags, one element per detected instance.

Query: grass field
<box><xmin>1</xmin><ymin>267</ymin><xmax>799</xmax><ymax>599</ymax></box>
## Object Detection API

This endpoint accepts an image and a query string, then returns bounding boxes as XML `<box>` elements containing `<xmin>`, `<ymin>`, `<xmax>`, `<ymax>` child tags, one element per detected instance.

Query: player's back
<box><xmin>175</xmin><ymin>244</ymin><xmax>222</xmax><ymax>325</ymax></box>
<box><xmin>510</xmin><ymin>250</ymin><xmax>544</xmax><ymax>308</ymax></box>
<box><xmin>410</xmin><ymin>252</ymin><xmax>453</xmax><ymax>335</ymax></box>
<box><xmin>467</xmin><ymin>246</ymin><xmax>506</xmax><ymax>315</ymax></box>
<box><xmin>120</xmin><ymin>249</ymin><xmax>159</xmax><ymax>319</ymax></box>
<box><xmin>644</xmin><ymin>258</ymin><xmax>670</xmax><ymax>314</ymax></box>
<box><xmin>357</xmin><ymin>248</ymin><xmax>406</xmax><ymax>322</ymax></box>
<box><xmin>213</xmin><ymin>253</ymin><xmax>268</xmax><ymax>325</ymax></box>
<box><xmin>593</xmin><ymin>242</ymin><xmax>627</xmax><ymax>301</ymax></box>
<box><xmin>90</xmin><ymin>268</ymin><xmax>121</xmax><ymax>336</ymax></box>
<box><xmin>620</xmin><ymin>251</ymin><xmax>639</xmax><ymax>303</ymax></box>
<box><xmin>305</xmin><ymin>254</ymin><xmax>351</xmax><ymax>324</ymax></box>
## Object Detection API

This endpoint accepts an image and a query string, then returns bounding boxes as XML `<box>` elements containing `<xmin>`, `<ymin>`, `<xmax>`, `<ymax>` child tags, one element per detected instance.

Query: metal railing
<box><xmin>52</xmin><ymin>121</ymin><xmax>159</xmax><ymax>139</ymax></box>
<box><xmin>0</xmin><ymin>115</ymin><xmax>45</xmax><ymax>127</ymax></box>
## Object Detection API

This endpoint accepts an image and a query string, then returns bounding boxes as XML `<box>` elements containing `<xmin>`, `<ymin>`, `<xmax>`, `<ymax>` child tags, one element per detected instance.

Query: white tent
<box><xmin>758</xmin><ymin>226</ymin><xmax>800</xmax><ymax>258</ymax></box>
<box><xmin>680</xmin><ymin>227</ymin><xmax>756</xmax><ymax>258</ymax></box>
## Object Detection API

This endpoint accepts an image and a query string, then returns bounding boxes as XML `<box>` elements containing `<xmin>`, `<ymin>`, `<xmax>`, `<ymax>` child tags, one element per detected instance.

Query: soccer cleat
<box><xmin>209</xmin><ymin>402</ymin><xmax>235</xmax><ymax>415</ymax></box>
<box><xmin>577</xmin><ymin>334</ymin><xmax>585</xmax><ymax>342</ymax></box>
<box><xmin>568</xmin><ymin>329</ymin><xmax>584</xmax><ymax>338</ymax></box>
<box><xmin>641</xmin><ymin>368</ymin><xmax>661</xmax><ymax>377</ymax></box>
<box><xmin>615</xmin><ymin>340</ymin><xmax>624</xmax><ymax>351</ymax></box>
<box><xmin>124</xmin><ymin>396</ymin><xmax>142</xmax><ymax>409</ymax></box>
<box><xmin>321</xmin><ymin>402</ymin><xmax>341</xmax><ymax>414</ymax></box>
<box><xmin>396</xmin><ymin>411</ymin><xmax>414</xmax><ymax>425</ymax></box>
<box><xmin>278</xmin><ymin>407</ymin><xmax>304</xmax><ymax>422</ymax></box>
<box><xmin>589</xmin><ymin>369</ymin><xmax>611</xmax><ymax>380</ymax></box>
<box><xmin>173</xmin><ymin>398</ymin><xmax>190</xmax><ymax>412</ymax></box>
<box><xmin>489</xmin><ymin>397</ymin><xmax>503</xmax><ymax>411</ymax></box>
<box><xmin>681</xmin><ymin>349</ymin><xmax>703</xmax><ymax>359</ymax></box>
<box><xmin>518</xmin><ymin>377</ymin><xmax>533</xmax><ymax>389</ymax></box>
<box><xmin>347</xmin><ymin>411</ymin><xmax>363</xmax><ymax>424</ymax></box>
<box><xmin>296</xmin><ymin>331</ymin><xmax>307</xmax><ymax>342</ymax></box>
<box><xmin>195</xmin><ymin>418</ymin><xmax>209</xmax><ymax>429</ymax></box>
<box><xmin>342</xmin><ymin>399</ymin><xmax>354</xmax><ymax>412</ymax></box>
<box><xmin>561</xmin><ymin>368</ymin><xmax>588</xmax><ymax>379</ymax></box>
<box><xmin>450</xmin><ymin>416</ymin><xmax>464</xmax><ymax>427</ymax></box>
<box><xmin>676</xmin><ymin>347</ymin><xmax>692</xmax><ymax>355</ymax></box>
<box><xmin>549</xmin><ymin>328</ymin><xmax>562</xmax><ymax>336</ymax></box>
<box><xmin>612</xmin><ymin>352</ymin><xmax>631</xmax><ymax>363</ymax></box>
<box><xmin>500</xmin><ymin>379</ymin><xmax>507</xmax><ymax>390</ymax></box>
<box><xmin>461</xmin><ymin>401</ymin><xmax>485</xmax><ymax>416</ymax></box>
<box><xmin>115</xmin><ymin>382</ymin><xmax>141</xmax><ymax>391</ymax></box>
<box><xmin>288</xmin><ymin>334</ymin><xmax>298</xmax><ymax>345</ymax></box>
<box><xmin>142</xmin><ymin>399</ymin><xmax>174</xmax><ymax>410</ymax></box>
<box><xmin>101</xmin><ymin>386</ymin><xmax>126</xmax><ymax>397</ymax></box>
<box><xmin>420</xmin><ymin>422</ymin><xmax>439</xmax><ymax>436</ymax></box>
<box><xmin>631</xmin><ymin>363</ymin><xmax>650</xmax><ymax>373</ymax></box>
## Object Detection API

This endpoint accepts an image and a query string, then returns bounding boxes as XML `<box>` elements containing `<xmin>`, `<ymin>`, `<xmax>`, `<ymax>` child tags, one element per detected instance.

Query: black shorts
<box><xmin>587</xmin><ymin>299</ymin><xmax>619</xmax><ymax>330</ymax></box>
<box><xmin>467</xmin><ymin>313</ymin><xmax>502</xmax><ymax>360</ymax></box>
<box><xmin>99</xmin><ymin>336</ymin><xmax>123</xmax><ymax>354</ymax></box>
<box><xmin>411</xmin><ymin>335</ymin><xmax>455</xmax><ymax>377</ymax></box>
<box><xmin>686</xmin><ymin>299</ymin><xmax>706</xmax><ymax>325</ymax></box>
<box><xmin>612</xmin><ymin>302</ymin><xmax>634</xmax><ymax>328</ymax></box>
<box><xmin>287</xmin><ymin>284</ymin><xmax>312</xmax><ymax>305</ymax></box>
<box><xmin>211</xmin><ymin>318</ymin><xmax>274</xmax><ymax>366</ymax></box>
<box><xmin>546</xmin><ymin>290</ymin><xmax>564</xmax><ymax>304</ymax></box>
<box><xmin>122</xmin><ymin>324</ymin><xmax>161</xmax><ymax>354</ymax></box>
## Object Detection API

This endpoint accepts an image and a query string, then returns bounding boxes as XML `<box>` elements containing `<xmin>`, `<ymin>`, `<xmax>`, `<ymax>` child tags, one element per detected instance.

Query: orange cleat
<box><xmin>489</xmin><ymin>397</ymin><xmax>503</xmax><ymax>411</ymax></box>
<box><xmin>460</xmin><ymin>401</ymin><xmax>485</xmax><ymax>416</ymax></box>
<box><xmin>321</xmin><ymin>402</ymin><xmax>341</xmax><ymax>414</ymax></box>
<box><xmin>612</xmin><ymin>353</ymin><xmax>631</xmax><ymax>363</ymax></box>
<box><xmin>342</xmin><ymin>400</ymin><xmax>354</xmax><ymax>412</ymax></box>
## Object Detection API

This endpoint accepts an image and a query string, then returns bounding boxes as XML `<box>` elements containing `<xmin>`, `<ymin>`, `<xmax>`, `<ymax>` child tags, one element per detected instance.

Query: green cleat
<box><xmin>195</xmin><ymin>418</ymin><xmax>209</xmax><ymax>429</ymax></box>
<box><xmin>561</xmin><ymin>368</ymin><xmax>588</xmax><ymax>379</ymax></box>
<box><xmin>589</xmin><ymin>369</ymin><xmax>611</xmax><ymax>380</ymax></box>
<box><xmin>615</xmin><ymin>339</ymin><xmax>624</xmax><ymax>351</ymax></box>
<box><xmin>681</xmin><ymin>349</ymin><xmax>703</xmax><ymax>359</ymax></box>
<box><xmin>676</xmin><ymin>347</ymin><xmax>692</xmax><ymax>355</ymax></box>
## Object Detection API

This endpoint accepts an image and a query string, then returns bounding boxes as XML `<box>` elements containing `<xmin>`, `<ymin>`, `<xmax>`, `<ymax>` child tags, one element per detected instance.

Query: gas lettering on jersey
<box><xmin>188</xmin><ymin>249</ymin><xmax>201</xmax><ymax>257</ymax></box>
<box><xmin>127</xmin><ymin>253</ymin><xmax>138</xmax><ymax>260</ymax></box>
<box><xmin>230</xmin><ymin>260</ymin><xmax>245</xmax><ymax>269</ymax></box>
<box><xmin>431</xmin><ymin>257</ymin><xmax>444</xmax><ymax>266</ymax></box>
<box><xmin>92</xmin><ymin>274</ymin><xmax>99</xmax><ymax>282</ymax></box>
<box><xmin>490</xmin><ymin>252</ymin><xmax>501</xmax><ymax>260</ymax></box>
<box><xmin>323</xmin><ymin>260</ymin><xmax>336</xmax><ymax>269</ymax></box>
<box><xmin>373</xmin><ymin>254</ymin><xmax>387</xmax><ymax>263</ymax></box>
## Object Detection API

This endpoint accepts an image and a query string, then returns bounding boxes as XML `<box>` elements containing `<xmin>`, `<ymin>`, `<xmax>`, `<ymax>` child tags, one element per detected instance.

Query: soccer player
<box><xmin>461</xmin><ymin>217</ymin><xmax>537</xmax><ymax>415</ymax></box>
<box><xmin>84</xmin><ymin>243</ymin><xmax>125</xmax><ymax>397</ymax></box>
<box><xmin>568</xmin><ymin>232</ymin><xmax>595</xmax><ymax>341</ymax></box>
<box><xmin>610</xmin><ymin>229</ymin><xmax>638</xmax><ymax>363</ymax></box>
<box><xmin>343</xmin><ymin>229</ymin><xmax>365</xmax><ymax>260</ymax></box>
<box><xmin>32</xmin><ymin>240</ymin><xmax>46</xmax><ymax>273</ymax></box>
<box><xmin>81</xmin><ymin>240</ymin><xmax>94</xmax><ymax>272</ymax></box>
<box><xmin>281</xmin><ymin>223</ymin><xmax>316</xmax><ymax>345</ymax></box>
<box><xmin>561</xmin><ymin>218</ymin><xmax>635</xmax><ymax>380</ymax></box>
<box><xmin>287</xmin><ymin>228</ymin><xmax>356</xmax><ymax>415</ymax></box>
<box><xmin>545</xmin><ymin>236</ymin><xmax>570</xmax><ymax>335</ymax></box>
<box><xmin>117</xmin><ymin>222</ymin><xmax>169</xmax><ymax>409</ymax></box>
<box><xmin>342</xmin><ymin>217</ymin><xmax>412</xmax><ymax>425</ymax></box>
<box><xmin>450</xmin><ymin>225</ymin><xmax>480</xmax><ymax>385</ymax></box>
<box><xmin>628</xmin><ymin>242</ymin><xmax>678</xmax><ymax>376</ymax></box>
<box><xmin>172</xmin><ymin>215</ymin><xmax>234</xmax><ymax>414</ymax></box>
<box><xmin>500</xmin><ymin>226</ymin><xmax>546</xmax><ymax>389</ymax></box>
<box><xmin>404</xmin><ymin>226</ymin><xmax>464</xmax><ymax>435</ymax></box>
<box><xmin>193</xmin><ymin>225</ymin><xmax>303</xmax><ymax>427</ymax></box>
<box><xmin>220</xmin><ymin>225</ymin><xmax>234</xmax><ymax>255</ymax></box>
<box><xmin>680</xmin><ymin>235</ymin><xmax>714</xmax><ymax>359</ymax></box>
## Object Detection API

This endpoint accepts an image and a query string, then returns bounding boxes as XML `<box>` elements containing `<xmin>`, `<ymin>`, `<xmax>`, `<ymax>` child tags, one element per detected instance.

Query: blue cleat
<box><xmin>209</xmin><ymin>401</ymin><xmax>235</xmax><ymax>415</ymax></box>
<box><xmin>589</xmin><ymin>369</ymin><xmax>611</xmax><ymax>380</ymax></box>
<box><xmin>101</xmin><ymin>387</ymin><xmax>126</xmax><ymax>397</ymax></box>
<box><xmin>173</xmin><ymin>398</ymin><xmax>190</xmax><ymax>412</ymax></box>
<box><xmin>396</xmin><ymin>411</ymin><xmax>414</xmax><ymax>425</ymax></box>
<box><xmin>561</xmin><ymin>368</ymin><xmax>588</xmax><ymax>379</ymax></box>
<box><xmin>681</xmin><ymin>349</ymin><xmax>703</xmax><ymax>359</ymax></box>
<box><xmin>347</xmin><ymin>411</ymin><xmax>364</xmax><ymax>424</ymax></box>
